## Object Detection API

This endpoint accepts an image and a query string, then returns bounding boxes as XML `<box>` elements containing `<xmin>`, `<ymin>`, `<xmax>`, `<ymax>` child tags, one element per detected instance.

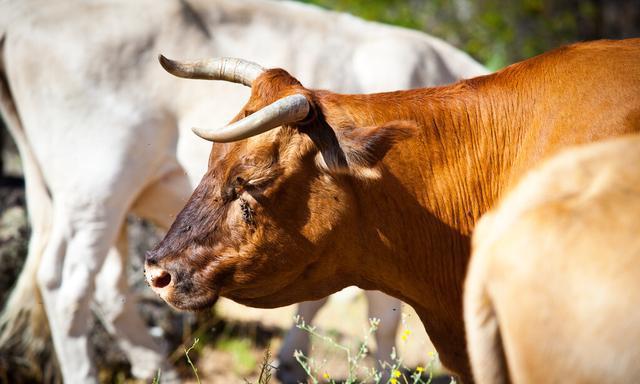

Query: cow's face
<box><xmin>145</xmin><ymin>57</ymin><xmax>414</xmax><ymax>311</ymax></box>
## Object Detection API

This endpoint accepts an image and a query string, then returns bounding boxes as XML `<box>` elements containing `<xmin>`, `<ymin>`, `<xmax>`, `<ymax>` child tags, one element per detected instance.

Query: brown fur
<box><xmin>146</xmin><ymin>39</ymin><xmax>640</xmax><ymax>382</ymax></box>
<box><xmin>465</xmin><ymin>134</ymin><xmax>640</xmax><ymax>383</ymax></box>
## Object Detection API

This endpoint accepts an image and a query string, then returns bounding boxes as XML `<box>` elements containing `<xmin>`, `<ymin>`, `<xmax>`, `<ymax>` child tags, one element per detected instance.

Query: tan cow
<box><xmin>465</xmin><ymin>134</ymin><xmax>640</xmax><ymax>384</ymax></box>
<box><xmin>145</xmin><ymin>39</ymin><xmax>640</xmax><ymax>382</ymax></box>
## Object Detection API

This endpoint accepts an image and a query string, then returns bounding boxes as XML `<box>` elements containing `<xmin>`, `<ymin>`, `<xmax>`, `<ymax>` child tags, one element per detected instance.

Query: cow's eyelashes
<box><xmin>239</xmin><ymin>198</ymin><xmax>256</xmax><ymax>227</ymax></box>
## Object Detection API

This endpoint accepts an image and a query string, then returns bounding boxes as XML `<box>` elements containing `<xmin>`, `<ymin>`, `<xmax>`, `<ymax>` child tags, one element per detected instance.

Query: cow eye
<box><xmin>232</xmin><ymin>177</ymin><xmax>247</xmax><ymax>198</ymax></box>
<box><xmin>222</xmin><ymin>175</ymin><xmax>250</xmax><ymax>202</ymax></box>
<box><xmin>222</xmin><ymin>186</ymin><xmax>237</xmax><ymax>202</ymax></box>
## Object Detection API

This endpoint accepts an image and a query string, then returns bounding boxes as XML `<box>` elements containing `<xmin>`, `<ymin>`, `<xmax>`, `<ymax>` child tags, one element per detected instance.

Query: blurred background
<box><xmin>300</xmin><ymin>0</ymin><xmax>639</xmax><ymax>69</ymax></box>
<box><xmin>0</xmin><ymin>0</ymin><xmax>638</xmax><ymax>383</ymax></box>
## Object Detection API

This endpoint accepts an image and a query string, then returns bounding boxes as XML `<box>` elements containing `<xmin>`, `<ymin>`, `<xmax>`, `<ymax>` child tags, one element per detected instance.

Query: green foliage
<box><xmin>292</xmin><ymin>315</ymin><xmax>444</xmax><ymax>384</ymax></box>
<box><xmin>185</xmin><ymin>338</ymin><xmax>202</xmax><ymax>384</ymax></box>
<box><xmin>246</xmin><ymin>348</ymin><xmax>275</xmax><ymax>384</ymax></box>
<box><xmin>297</xmin><ymin>0</ymin><xmax>601</xmax><ymax>70</ymax></box>
<box><xmin>217</xmin><ymin>337</ymin><xmax>258</xmax><ymax>376</ymax></box>
<box><xmin>152</xmin><ymin>369</ymin><xmax>161</xmax><ymax>384</ymax></box>
<box><xmin>293</xmin><ymin>315</ymin><xmax>379</xmax><ymax>383</ymax></box>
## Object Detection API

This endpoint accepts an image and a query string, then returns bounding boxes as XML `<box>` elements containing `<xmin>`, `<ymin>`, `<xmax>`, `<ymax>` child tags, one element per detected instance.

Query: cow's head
<box><xmin>145</xmin><ymin>56</ymin><xmax>415</xmax><ymax>311</ymax></box>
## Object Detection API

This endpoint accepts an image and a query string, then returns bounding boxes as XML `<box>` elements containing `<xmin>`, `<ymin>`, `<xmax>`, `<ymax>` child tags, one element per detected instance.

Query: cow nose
<box><xmin>151</xmin><ymin>270</ymin><xmax>172</xmax><ymax>289</ymax></box>
<box><xmin>145</xmin><ymin>265</ymin><xmax>173</xmax><ymax>290</ymax></box>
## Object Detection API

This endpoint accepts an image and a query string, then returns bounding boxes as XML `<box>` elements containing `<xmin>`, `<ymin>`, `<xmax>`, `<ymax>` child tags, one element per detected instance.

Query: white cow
<box><xmin>0</xmin><ymin>0</ymin><xmax>487</xmax><ymax>382</ymax></box>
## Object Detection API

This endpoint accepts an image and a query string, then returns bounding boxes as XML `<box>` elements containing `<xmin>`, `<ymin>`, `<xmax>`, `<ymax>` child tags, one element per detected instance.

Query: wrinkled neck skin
<box><xmin>315</xmin><ymin>83</ymin><xmax>523</xmax><ymax>380</ymax></box>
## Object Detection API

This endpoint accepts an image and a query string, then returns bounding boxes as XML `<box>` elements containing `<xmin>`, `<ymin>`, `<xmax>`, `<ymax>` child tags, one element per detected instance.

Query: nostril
<box><xmin>152</xmin><ymin>271</ymin><xmax>172</xmax><ymax>289</ymax></box>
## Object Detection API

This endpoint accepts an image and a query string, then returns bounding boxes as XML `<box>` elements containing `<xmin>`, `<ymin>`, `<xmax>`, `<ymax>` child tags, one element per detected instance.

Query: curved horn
<box><xmin>192</xmin><ymin>94</ymin><xmax>310</xmax><ymax>142</ymax></box>
<box><xmin>158</xmin><ymin>55</ymin><xmax>265</xmax><ymax>87</ymax></box>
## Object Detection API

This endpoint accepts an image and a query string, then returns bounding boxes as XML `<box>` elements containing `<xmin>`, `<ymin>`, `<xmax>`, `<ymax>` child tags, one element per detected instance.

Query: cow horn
<box><xmin>192</xmin><ymin>94</ymin><xmax>310</xmax><ymax>142</ymax></box>
<box><xmin>158</xmin><ymin>55</ymin><xmax>265</xmax><ymax>87</ymax></box>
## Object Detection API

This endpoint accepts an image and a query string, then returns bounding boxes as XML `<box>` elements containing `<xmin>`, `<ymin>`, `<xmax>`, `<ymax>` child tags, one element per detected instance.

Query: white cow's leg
<box><xmin>92</xmin><ymin>167</ymin><xmax>192</xmax><ymax>379</ymax></box>
<box><xmin>364</xmin><ymin>291</ymin><xmax>401</xmax><ymax>369</ymax></box>
<box><xmin>37</xmin><ymin>203</ymin><xmax>126</xmax><ymax>384</ymax></box>
<box><xmin>93</xmin><ymin>227</ymin><xmax>167</xmax><ymax>379</ymax></box>
<box><xmin>276</xmin><ymin>297</ymin><xmax>329</xmax><ymax>384</ymax></box>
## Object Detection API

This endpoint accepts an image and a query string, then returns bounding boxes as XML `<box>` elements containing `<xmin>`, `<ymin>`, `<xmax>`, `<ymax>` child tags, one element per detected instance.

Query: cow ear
<box><xmin>316</xmin><ymin>120</ymin><xmax>417</xmax><ymax>179</ymax></box>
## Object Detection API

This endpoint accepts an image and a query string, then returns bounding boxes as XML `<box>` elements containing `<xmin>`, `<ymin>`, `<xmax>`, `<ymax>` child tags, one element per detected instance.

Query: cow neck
<box><xmin>320</xmin><ymin>82</ymin><xmax>524</xmax><ymax>377</ymax></box>
<box><xmin>323</xmin><ymin>80</ymin><xmax>522</xmax><ymax>294</ymax></box>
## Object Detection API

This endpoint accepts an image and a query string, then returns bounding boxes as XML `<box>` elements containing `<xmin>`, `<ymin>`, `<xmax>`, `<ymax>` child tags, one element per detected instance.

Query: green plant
<box><xmin>245</xmin><ymin>348</ymin><xmax>275</xmax><ymax>384</ymax></box>
<box><xmin>185</xmin><ymin>337</ymin><xmax>201</xmax><ymax>384</ymax></box>
<box><xmin>292</xmin><ymin>315</ymin><xmax>448</xmax><ymax>384</ymax></box>
<box><xmin>378</xmin><ymin>349</ymin><xmax>443</xmax><ymax>384</ymax></box>
<box><xmin>293</xmin><ymin>316</ymin><xmax>378</xmax><ymax>383</ymax></box>
<box><xmin>152</xmin><ymin>368</ymin><xmax>161</xmax><ymax>384</ymax></box>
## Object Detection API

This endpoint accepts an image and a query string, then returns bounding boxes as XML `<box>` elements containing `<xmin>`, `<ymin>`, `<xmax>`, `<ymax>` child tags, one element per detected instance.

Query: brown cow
<box><xmin>144</xmin><ymin>39</ymin><xmax>640</xmax><ymax>382</ymax></box>
<box><xmin>464</xmin><ymin>134</ymin><xmax>640</xmax><ymax>384</ymax></box>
